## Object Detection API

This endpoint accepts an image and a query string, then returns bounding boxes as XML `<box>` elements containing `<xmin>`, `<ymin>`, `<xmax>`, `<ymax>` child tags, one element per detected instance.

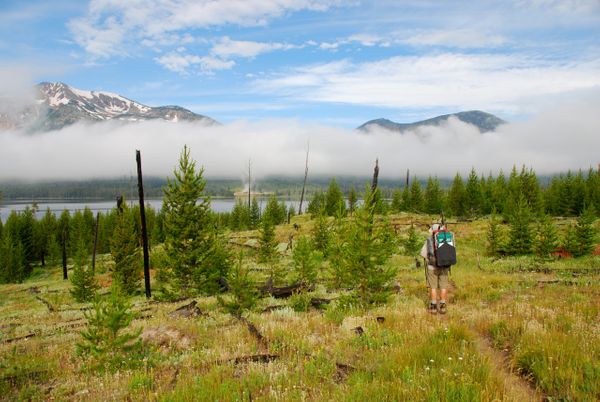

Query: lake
<box><xmin>0</xmin><ymin>198</ymin><xmax>302</xmax><ymax>222</ymax></box>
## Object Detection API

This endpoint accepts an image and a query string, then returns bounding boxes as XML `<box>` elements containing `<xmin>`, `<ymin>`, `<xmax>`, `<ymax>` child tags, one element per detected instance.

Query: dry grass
<box><xmin>1</xmin><ymin>214</ymin><xmax>599</xmax><ymax>401</ymax></box>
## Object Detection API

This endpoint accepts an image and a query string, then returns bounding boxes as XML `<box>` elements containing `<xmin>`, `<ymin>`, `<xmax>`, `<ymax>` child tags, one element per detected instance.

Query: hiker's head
<box><xmin>429</xmin><ymin>223</ymin><xmax>444</xmax><ymax>233</ymax></box>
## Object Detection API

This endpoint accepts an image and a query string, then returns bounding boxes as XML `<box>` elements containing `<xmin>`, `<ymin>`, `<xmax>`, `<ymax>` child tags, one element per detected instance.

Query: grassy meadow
<box><xmin>1</xmin><ymin>213</ymin><xmax>599</xmax><ymax>401</ymax></box>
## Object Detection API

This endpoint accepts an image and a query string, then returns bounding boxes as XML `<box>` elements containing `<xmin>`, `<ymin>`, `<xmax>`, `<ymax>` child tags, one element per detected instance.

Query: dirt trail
<box><xmin>446</xmin><ymin>279</ymin><xmax>542</xmax><ymax>401</ymax></box>
<box><xmin>473</xmin><ymin>334</ymin><xmax>542</xmax><ymax>401</ymax></box>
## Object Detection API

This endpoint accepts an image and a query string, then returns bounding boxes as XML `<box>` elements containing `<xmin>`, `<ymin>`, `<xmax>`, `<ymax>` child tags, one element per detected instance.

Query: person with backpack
<box><xmin>420</xmin><ymin>223</ymin><xmax>456</xmax><ymax>314</ymax></box>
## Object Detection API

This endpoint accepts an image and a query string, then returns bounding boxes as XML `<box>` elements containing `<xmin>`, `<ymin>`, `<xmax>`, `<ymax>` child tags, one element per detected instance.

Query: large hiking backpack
<box><xmin>431</xmin><ymin>229</ymin><xmax>457</xmax><ymax>268</ymax></box>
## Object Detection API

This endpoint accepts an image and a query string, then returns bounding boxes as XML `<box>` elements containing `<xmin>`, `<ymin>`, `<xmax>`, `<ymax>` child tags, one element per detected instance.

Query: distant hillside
<box><xmin>358</xmin><ymin>110</ymin><xmax>506</xmax><ymax>133</ymax></box>
<box><xmin>0</xmin><ymin>82</ymin><xmax>218</xmax><ymax>131</ymax></box>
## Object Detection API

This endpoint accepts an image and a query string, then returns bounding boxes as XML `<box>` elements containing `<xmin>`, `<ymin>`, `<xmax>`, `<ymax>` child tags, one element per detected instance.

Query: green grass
<box><xmin>0</xmin><ymin>214</ymin><xmax>598</xmax><ymax>401</ymax></box>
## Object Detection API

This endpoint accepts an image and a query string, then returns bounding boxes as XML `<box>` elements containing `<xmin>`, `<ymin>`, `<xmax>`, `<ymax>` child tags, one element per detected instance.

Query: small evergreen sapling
<box><xmin>162</xmin><ymin>145</ymin><xmax>227</xmax><ymax>295</ymax></box>
<box><xmin>348</xmin><ymin>186</ymin><xmax>358</xmax><ymax>215</ymax></box>
<box><xmin>331</xmin><ymin>187</ymin><xmax>397</xmax><ymax>306</ymax></box>
<box><xmin>403</xmin><ymin>224</ymin><xmax>421</xmax><ymax>256</ymax></box>
<box><xmin>325</xmin><ymin>178</ymin><xmax>346</xmax><ymax>217</ymax></box>
<box><xmin>249</xmin><ymin>197</ymin><xmax>261</xmax><ymax>229</ymax></box>
<box><xmin>218</xmin><ymin>253</ymin><xmax>259</xmax><ymax>318</ymax></box>
<box><xmin>110</xmin><ymin>203</ymin><xmax>141</xmax><ymax>295</ymax></box>
<box><xmin>487</xmin><ymin>210</ymin><xmax>504</xmax><ymax>257</ymax></box>
<box><xmin>77</xmin><ymin>287</ymin><xmax>143</xmax><ymax>372</ymax></box>
<box><xmin>258</xmin><ymin>217</ymin><xmax>278</xmax><ymax>264</ymax></box>
<box><xmin>562</xmin><ymin>224</ymin><xmax>578</xmax><ymax>256</ymax></box>
<box><xmin>573</xmin><ymin>206</ymin><xmax>597</xmax><ymax>257</ymax></box>
<box><xmin>533</xmin><ymin>214</ymin><xmax>558</xmax><ymax>262</ymax></box>
<box><xmin>292</xmin><ymin>235</ymin><xmax>321</xmax><ymax>287</ymax></box>
<box><xmin>311</xmin><ymin>210</ymin><xmax>331</xmax><ymax>257</ymax></box>
<box><xmin>507</xmin><ymin>196</ymin><xmax>532</xmax><ymax>255</ymax></box>
<box><xmin>0</xmin><ymin>231</ymin><xmax>25</xmax><ymax>284</ymax></box>
<box><xmin>70</xmin><ymin>239</ymin><xmax>98</xmax><ymax>302</ymax></box>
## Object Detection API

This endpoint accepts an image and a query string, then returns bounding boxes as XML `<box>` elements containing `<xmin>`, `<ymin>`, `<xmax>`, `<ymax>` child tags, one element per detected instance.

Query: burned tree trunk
<box><xmin>298</xmin><ymin>142</ymin><xmax>310</xmax><ymax>214</ymax></box>
<box><xmin>259</xmin><ymin>281</ymin><xmax>313</xmax><ymax>298</ymax></box>
<box><xmin>91</xmin><ymin>212</ymin><xmax>100</xmax><ymax>275</ymax></box>
<box><xmin>370</xmin><ymin>158</ymin><xmax>379</xmax><ymax>207</ymax></box>
<box><xmin>247</xmin><ymin>158</ymin><xmax>252</xmax><ymax>209</ymax></box>
<box><xmin>61</xmin><ymin>228</ymin><xmax>68</xmax><ymax>280</ymax></box>
<box><xmin>136</xmin><ymin>150</ymin><xmax>152</xmax><ymax>299</ymax></box>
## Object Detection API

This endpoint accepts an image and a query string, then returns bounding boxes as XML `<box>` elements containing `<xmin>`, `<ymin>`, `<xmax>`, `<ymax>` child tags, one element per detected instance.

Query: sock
<box><xmin>430</xmin><ymin>301</ymin><xmax>437</xmax><ymax>305</ymax></box>
<box><xmin>439</xmin><ymin>299</ymin><xmax>446</xmax><ymax>305</ymax></box>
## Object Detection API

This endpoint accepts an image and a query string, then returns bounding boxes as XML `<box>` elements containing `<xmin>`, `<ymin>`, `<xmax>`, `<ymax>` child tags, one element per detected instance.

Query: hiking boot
<box><xmin>428</xmin><ymin>303</ymin><xmax>438</xmax><ymax>314</ymax></box>
<box><xmin>438</xmin><ymin>302</ymin><xmax>447</xmax><ymax>315</ymax></box>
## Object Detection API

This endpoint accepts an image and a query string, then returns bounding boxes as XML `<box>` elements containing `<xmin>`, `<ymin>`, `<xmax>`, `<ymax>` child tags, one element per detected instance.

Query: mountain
<box><xmin>0</xmin><ymin>82</ymin><xmax>218</xmax><ymax>131</ymax></box>
<box><xmin>357</xmin><ymin>110</ymin><xmax>506</xmax><ymax>133</ymax></box>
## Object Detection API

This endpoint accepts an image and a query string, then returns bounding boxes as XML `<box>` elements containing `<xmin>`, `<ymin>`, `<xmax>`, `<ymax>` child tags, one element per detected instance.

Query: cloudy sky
<box><xmin>1</xmin><ymin>0</ymin><xmax>599</xmax><ymax>181</ymax></box>
<box><xmin>1</xmin><ymin>0</ymin><xmax>600</xmax><ymax>126</ymax></box>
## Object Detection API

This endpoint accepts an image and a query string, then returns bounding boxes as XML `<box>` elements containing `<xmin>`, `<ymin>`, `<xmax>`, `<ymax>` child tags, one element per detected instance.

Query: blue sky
<box><xmin>1</xmin><ymin>0</ymin><xmax>600</xmax><ymax>127</ymax></box>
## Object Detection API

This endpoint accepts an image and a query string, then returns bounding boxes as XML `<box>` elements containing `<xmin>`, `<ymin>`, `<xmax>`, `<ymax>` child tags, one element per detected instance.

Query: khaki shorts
<box><xmin>426</xmin><ymin>266</ymin><xmax>450</xmax><ymax>289</ymax></box>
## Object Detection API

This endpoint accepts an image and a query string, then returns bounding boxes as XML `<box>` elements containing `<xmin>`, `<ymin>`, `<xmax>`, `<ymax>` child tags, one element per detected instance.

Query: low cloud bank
<box><xmin>1</xmin><ymin>93</ymin><xmax>599</xmax><ymax>181</ymax></box>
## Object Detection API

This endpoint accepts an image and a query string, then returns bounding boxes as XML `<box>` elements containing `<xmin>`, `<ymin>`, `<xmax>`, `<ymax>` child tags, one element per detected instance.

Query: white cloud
<box><xmin>156</xmin><ymin>36</ymin><xmax>301</xmax><ymax>74</ymax></box>
<box><xmin>155</xmin><ymin>53</ymin><xmax>235</xmax><ymax>74</ymax></box>
<box><xmin>69</xmin><ymin>0</ymin><xmax>341</xmax><ymax>58</ymax></box>
<box><xmin>252</xmin><ymin>53</ymin><xmax>600</xmax><ymax>115</ymax></box>
<box><xmin>401</xmin><ymin>29</ymin><xmax>508</xmax><ymax>48</ymax></box>
<box><xmin>1</xmin><ymin>95</ymin><xmax>599</xmax><ymax>180</ymax></box>
<box><xmin>317</xmin><ymin>29</ymin><xmax>507</xmax><ymax>52</ymax></box>
<box><xmin>211</xmin><ymin>36</ymin><xmax>296</xmax><ymax>59</ymax></box>
<box><xmin>514</xmin><ymin>0</ymin><xmax>600</xmax><ymax>14</ymax></box>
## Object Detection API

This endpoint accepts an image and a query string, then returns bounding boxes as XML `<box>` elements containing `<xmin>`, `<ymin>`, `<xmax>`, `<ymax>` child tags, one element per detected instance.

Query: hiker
<box><xmin>420</xmin><ymin>223</ymin><xmax>449</xmax><ymax>314</ymax></box>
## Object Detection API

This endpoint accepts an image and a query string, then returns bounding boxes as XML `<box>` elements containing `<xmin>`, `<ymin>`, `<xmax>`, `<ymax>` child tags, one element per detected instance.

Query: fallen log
<box><xmin>35</xmin><ymin>296</ymin><xmax>56</xmax><ymax>312</ymax></box>
<box><xmin>310</xmin><ymin>297</ymin><xmax>333</xmax><ymax>308</ymax></box>
<box><xmin>3</xmin><ymin>333</ymin><xmax>35</xmax><ymax>343</ymax></box>
<box><xmin>259</xmin><ymin>281</ymin><xmax>314</xmax><ymax>298</ymax></box>
<box><xmin>333</xmin><ymin>361</ymin><xmax>356</xmax><ymax>383</ymax></box>
<box><xmin>227</xmin><ymin>354</ymin><xmax>279</xmax><ymax>365</ymax></box>
<box><xmin>236</xmin><ymin>315</ymin><xmax>269</xmax><ymax>349</ymax></box>
<box><xmin>169</xmin><ymin>300</ymin><xmax>204</xmax><ymax>319</ymax></box>
<box><xmin>261</xmin><ymin>305</ymin><xmax>287</xmax><ymax>313</ymax></box>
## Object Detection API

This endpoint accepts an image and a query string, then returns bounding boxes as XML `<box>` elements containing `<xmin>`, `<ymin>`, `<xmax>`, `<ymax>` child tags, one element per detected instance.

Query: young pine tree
<box><xmin>292</xmin><ymin>235</ymin><xmax>321</xmax><ymax>286</ymax></box>
<box><xmin>447</xmin><ymin>174</ymin><xmax>466</xmax><ymax>217</ymax></box>
<box><xmin>401</xmin><ymin>185</ymin><xmax>411</xmax><ymax>211</ymax></box>
<box><xmin>307</xmin><ymin>191</ymin><xmax>326</xmax><ymax>217</ymax></box>
<box><xmin>163</xmin><ymin>145</ymin><xmax>227</xmax><ymax>295</ymax></box>
<box><xmin>409</xmin><ymin>179</ymin><xmax>424</xmax><ymax>212</ymax></box>
<box><xmin>263</xmin><ymin>195</ymin><xmax>286</xmax><ymax>225</ymax></box>
<box><xmin>218</xmin><ymin>253</ymin><xmax>259</xmax><ymax>318</ymax></box>
<box><xmin>38</xmin><ymin>208</ymin><xmax>57</xmax><ymax>267</ymax></box>
<box><xmin>70</xmin><ymin>239</ymin><xmax>98</xmax><ymax>302</ymax></box>
<box><xmin>0</xmin><ymin>230</ymin><xmax>26</xmax><ymax>284</ymax></box>
<box><xmin>464</xmin><ymin>168</ymin><xmax>482</xmax><ymax>216</ymax></box>
<box><xmin>348</xmin><ymin>186</ymin><xmax>358</xmax><ymax>215</ymax></box>
<box><xmin>533</xmin><ymin>214</ymin><xmax>558</xmax><ymax>262</ymax></box>
<box><xmin>487</xmin><ymin>210</ymin><xmax>504</xmax><ymax>257</ymax></box>
<box><xmin>311</xmin><ymin>210</ymin><xmax>331</xmax><ymax>257</ymax></box>
<box><xmin>249</xmin><ymin>197</ymin><xmax>261</xmax><ymax>229</ymax></box>
<box><xmin>110</xmin><ymin>203</ymin><xmax>141</xmax><ymax>295</ymax></box>
<box><xmin>424</xmin><ymin>177</ymin><xmax>444</xmax><ymax>215</ymax></box>
<box><xmin>573</xmin><ymin>206</ymin><xmax>597</xmax><ymax>257</ymax></box>
<box><xmin>76</xmin><ymin>287</ymin><xmax>143</xmax><ymax>372</ymax></box>
<box><xmin>391</xmin><ymin>189</ymin><xmax>402</xmax><ymax>213</ymax></box>
<box><xmin>230</xmin><ymin>199</ymin><xmax>250</xmax><ymax>230</ymax></box>
<box><xmin>562</xmin><ymin>225</ymin><xmax>578</xmax><ymax>256</ymax></box>
<box><xmin>325</xmin><ymin>178</ymin><xmax>346</xmax><ymax>216</ymax></box>
<box><xmin>403</xmin><ymin>224</ymin><xmax>422</xmax><ymax>256</ymax></box>
<box><xmin>507</xmin><ymin>196</ymin><xmax>532</xmax><ymax>255</ymax></box>
<box><xmin>331</xmin><ymin>187</ymin><xmax>397</xmax><ymax>306</ymax></box>
<box><xmin>258</xmin><ymin>217</ymin><xmax>278</xmax><ymax>264</ymax></box>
